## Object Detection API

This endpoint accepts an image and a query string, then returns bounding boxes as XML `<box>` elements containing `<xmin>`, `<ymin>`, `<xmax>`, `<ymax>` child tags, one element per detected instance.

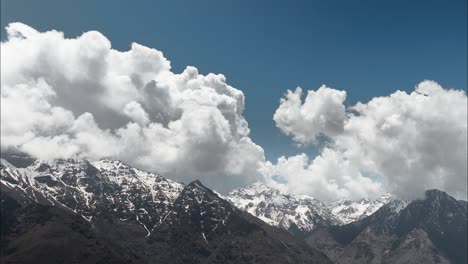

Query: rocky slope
<box><xmin>228</xmin><ymin>182</ymin><xmax>341</xmax><ymax>237</ymax></box>
<box><xmin>1</xmin><ymin>158</ymin><xmax>184</xmax><ymax>237</ymax></box>
<box><xmin>0</xmin><ymin>158</ymin><xmax>333</xmax><ymax>264</ymax></box>
<box><xmin>146</xmin><ymin>180</ymin><xmax>332</xmax><ymax>263</ymax></box>
<box><xmin>0</xmin><ymin>190</ymin><xmax>137</xmax><ymax>264</ymax></box>
<box><xmin>2</xmin><ymin>157</ymin><xmax>465</xmax><ymax>264</ymax></box>
<box><xmin>227</xmin><ymin>183</ymin><xmax>395</xmax><ymax>236</ymax></box>
<box><xmin>306</xmin><ymin>190</ymin><xmax>467</xmax><ymax>264</ymax></box>
<box><xmin>329</xmin><ymin>194</ymin><xmax>394</xmax><ymax>224</ymax></box>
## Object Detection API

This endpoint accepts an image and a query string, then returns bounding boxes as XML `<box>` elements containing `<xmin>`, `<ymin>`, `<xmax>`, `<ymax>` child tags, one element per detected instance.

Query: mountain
<box><xmin>329</xmin><ymin>194</ymin><xmax>393</xmax><ymax>224</ymax></box>
<box><xmin>227</xmin><ymin>183</ymin><xmax>394</xmax><ymax>236</ymax></box>
<box><xmin>146</xmin><ymin>180</ymin><xmax>332</xmax><ymax>263</ymax></box>
<box><xmin>306</xmin><ymin>190</ymin><xmax>467</xmax><ymax>264</ymax></box>
<box><xmin>0</xmin><ymin>188</ymin><xmax>137</xmax><ymax>264</ymax></box>
<box><xmin>2</xmin><ymin>157</ymin><xmax>465</xmax><ymax>264</ymax></box>
<box><xmin>0</xmin><ymin>158</ymin><xmax>333</xmax><ymax>264</ymax></box>
<box><xmin>228</xmin><ymin>183</ymin><xmax>467</xmax><ymax>263</ymax></box>
<box><xmin>1</xmin><ymin>158</ymin><xmax>184</xmax><ymax>236</ymax></box>
<box><xmin>227</xmin><ymin>182</ymin><xmax>341</xmax><ymax>237</ymax></box>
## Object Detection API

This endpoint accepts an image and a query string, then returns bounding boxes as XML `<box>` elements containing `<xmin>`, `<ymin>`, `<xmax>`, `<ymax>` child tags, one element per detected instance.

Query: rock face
<box><xmin>328</xmin><ymin>194</ymin><xmax>394</xmax><ymax>224</ymax></box>
<box><xmin>0</xmin><ymin>158</ymin><xmax>333</xmax><ymax>264</ymax></box>
<box><xmin>227</xmin><ymin>182</ymin><xmax>395</xmax><ymax>236</ymax></box>
<box><xmin>1</xmin><ymin>158</ymin><xmax>184</xmax><ymax>236</ymax></box>
<box><xmin>2</xmin><ymin>157</ymin><xmax>465</xmax><ymax>264</ymax></box>
<box><xmin>227</xmin><ymin>182</ymin><xmax>341</xmax><ymax>237</ymax></box>
<box><xmin>147</xmin><ymin>180</ymin><xmax>332</xmax><ymax>263</ymax></box>
<box><xmin>306</xmin><ymin>191</ymin><xmax>467</xmax><ymax>264</ymax></box>
<box><xmin>0</xmin><ymin>190</ymin><xmax>137</xmax><ymax>264</ymax></box>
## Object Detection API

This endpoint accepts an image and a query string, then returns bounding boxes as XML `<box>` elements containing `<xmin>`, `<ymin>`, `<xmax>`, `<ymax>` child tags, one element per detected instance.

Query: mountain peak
<box><xmin>327</xmin><ymin>193</ymin><xmax>395</xmax><ymax>225</ymax></box>
<box><xmin>307</xmin><ymin>189</ymin><xmax>466</xmax><ymax>264</ymax></box>
<box><xmin>424</xmin><ymin>189</ymin><xmax>451</xmax><ymax>201</ymax></box>
<box><xmin>92</xmin><ymin>159</ymin><xmax>133</xmax><ymax>172</ymax></box>
<box><xmin>228</xmin><ymin>183</ymin><xmax>341</xmax><ymax>235</ymax></box>
<box><xmin>1</xmin><ymin>157</ymin><xmax>334</xmax><ymax>264</ymax></box>
<box><xmin>187</xmin><ymin>180</ymin><xmax>210</xmax><ymax>192</ymax></box>
<box><xmin>179</xmin><ymin>180</ymin><xmax>221</xmax><ymax>205</ymax></box>
<box><xmin>229</xmin><ymin>181</ymin><xmax>282</xmax><ymax>199</ymax></box>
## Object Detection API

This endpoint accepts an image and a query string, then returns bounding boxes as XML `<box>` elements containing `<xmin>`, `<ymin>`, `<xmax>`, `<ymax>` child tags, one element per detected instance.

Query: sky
<box><xmin>2</xmin><ymin>0</ymin><xmax>466</xmax><ymax>160</ymax></box>
<box><xmin>1</xmin><ymin>0</ymin><xmax>467</xmax><ymax>200</ymax></box>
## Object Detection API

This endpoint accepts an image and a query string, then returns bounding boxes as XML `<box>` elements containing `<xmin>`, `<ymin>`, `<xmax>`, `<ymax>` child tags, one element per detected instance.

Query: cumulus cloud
<box><xmin>1</xmin><ymin>23</ymin><xmax>265</xmax><ymax>193</ymax></box>
<box><xmin>123</xmin><ymin>102</ymin><xmax>150</xmax><ymax>125</ymax></box>
<box><xmin>263</xmin><ymin>149</ymin><xmax>383</xmax><ymax>201</ymax></box>
<box><xmin>273</xmin><ymin>81</ymin><xmax>467</xmax><ymax>200</ymax></box>
<box><xmin>2</xmin><ymin>23</ymin><xmax>466</xmax><ymax>201</ymax></box>
<box><xmin>273</xmin><ymin>86</ymin><xmax>346</xmax><ymax>145</ymax></box>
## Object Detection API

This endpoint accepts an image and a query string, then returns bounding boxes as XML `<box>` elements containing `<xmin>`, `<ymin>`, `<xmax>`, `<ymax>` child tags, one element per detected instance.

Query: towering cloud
<box><xmin>2</xmin><ymin>23</ymin><xmax>466</xmax><ymax>200</ymax></box>
<box><xmin>273</xmin><ymin>86</ymin><xmax>346</xmax><ymax>145</ymax></box>
<box><xmin>1</xmin><ymin>23</ymin><xmax>265</xmax><ymax>193</ymax></box>
<box><xmin>273</xmin><ymin>81</ymin><xmax>467</xmax><ymax>200</ymax></box>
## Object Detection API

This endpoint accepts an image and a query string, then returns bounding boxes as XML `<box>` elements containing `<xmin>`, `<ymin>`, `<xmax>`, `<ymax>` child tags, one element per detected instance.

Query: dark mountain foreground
<box><xmin>0</xmin><ymin>158</ymin><xmax>332</xmax><ymax>264</ymax></box>
<box><xmin>2</xmin><ymin>155</ymin><xmax>466</xmax><ymax>264</ymax></box>
<box><xmin>306</xmin><ymin>190</ymin><xmax>467</xmax><ymax>264</ymax></box>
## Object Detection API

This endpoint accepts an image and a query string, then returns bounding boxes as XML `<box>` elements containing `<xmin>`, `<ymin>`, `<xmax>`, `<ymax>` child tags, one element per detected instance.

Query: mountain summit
<box><xmin>328</xmin><ymin>193</ymin><xmax>394</xmax><ymax>224</ymax></box>
<box><xmin>306</xmin><ymin>189</ymin><xmax>467</xmax><ymax>264</ymax></box>
<box><xmin>1</xmin><ymin>157</ymin><xmax>465</xmax><ymax>264</ymax></box>
<box><xmin>227</xmin><ymin>182</ymin><xmax>396</xmax><ymax>236</ymax></box>
<box><xmin>0</xmin><ymin>158</ymin><xmax>333</xmax><ymax>264</ymax></box>
<box><xmin>227</xmin><ymin>182</ymin><xmax>341</xmax><ymax>237</ymax></box>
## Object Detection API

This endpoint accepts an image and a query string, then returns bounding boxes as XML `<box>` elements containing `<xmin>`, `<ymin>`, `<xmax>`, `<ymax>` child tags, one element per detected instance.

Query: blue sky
<box><xmin>2</xmin><ymin>0</ymin><xmax>466</xmax><ymax>161</ymax></box>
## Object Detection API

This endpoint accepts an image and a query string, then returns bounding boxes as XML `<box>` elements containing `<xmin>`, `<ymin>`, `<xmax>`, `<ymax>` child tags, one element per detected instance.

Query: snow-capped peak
<box><xmin>228</xmin><ymin>182</ymin><xmax>341</xmax><ymax>235</ymax></box>
<box><xmin>1</xmin><ymin>158</ymin><xmax>405</xmax><ymax>239</ymax></box>
<box><xmin>227</xmin><ymin>182</ymin><xmax>402</xmax><ymax>232</ymax></box>
<box><xmin>92</xmin><ymin>159</ymin><xmax>183</xmax><ymax>201</ymax></box>
<box><xmin>329</xmin><ymin>193</ymin><xmax>394</xmax><ymax>224</ymax></box>
<box><xmin>228</xmin><ymin>181</ymin><xmax>281</xmax><ymax>198</ymax></box>
<box><xmin>0</xmin><ymin>158</ymin><xmax>185</xmax><ymax>237</ymax></box>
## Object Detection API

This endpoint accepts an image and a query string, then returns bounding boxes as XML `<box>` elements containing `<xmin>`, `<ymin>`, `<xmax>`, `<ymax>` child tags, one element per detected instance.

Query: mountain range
<box><xmin>0</xmin><ymin>158</ymin><xmax>331</xmax><ymax>264</ymax></box>
<box><xmin>0</xmin><ymin>157</ymin><xmax>466</xmax><ymax>263</ymax></box>
<box><xmin>228</xmin><ymin>182</ymin><xmax>467</xmax><ymax>264</ymax></box>
<box><xmin>307</xmin><ymin>192</ymin><xmax>467</xmax><ymax>264</ymax></box>
<box><xmin>227</xmin><ymin>183</ymin><xmax>395</xmax><ymax>237</ymax></box>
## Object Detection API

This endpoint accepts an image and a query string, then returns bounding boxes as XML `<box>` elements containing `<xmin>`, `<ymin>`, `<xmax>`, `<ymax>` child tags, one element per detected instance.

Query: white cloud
<box><xmin>2</xmin><ymin>23</ymin><xmax>466</xmax><ymax>201</ymax></box>
<box><xmin>263</xmin><ymin>149</ymin><xmax>383</xmax><ymax>201</ymax></box>
<box><xmin>273</xmin><ymin>86</ymin><xmax>346</xmax><ymax>145</ymax></box>
<box><xmin>123</xmin><ymin>102</ymin><xmax>150</xmax><ymax>125</ymax></box>
<box><xmin>1</xmin><ymin>23</ymin><xmax>265</xmax><ymax>193</ymax></box>
<box><xmin>273</xmin><ymin>81</ymin><xmax>467</xmax><ymax>200</ymax></box>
